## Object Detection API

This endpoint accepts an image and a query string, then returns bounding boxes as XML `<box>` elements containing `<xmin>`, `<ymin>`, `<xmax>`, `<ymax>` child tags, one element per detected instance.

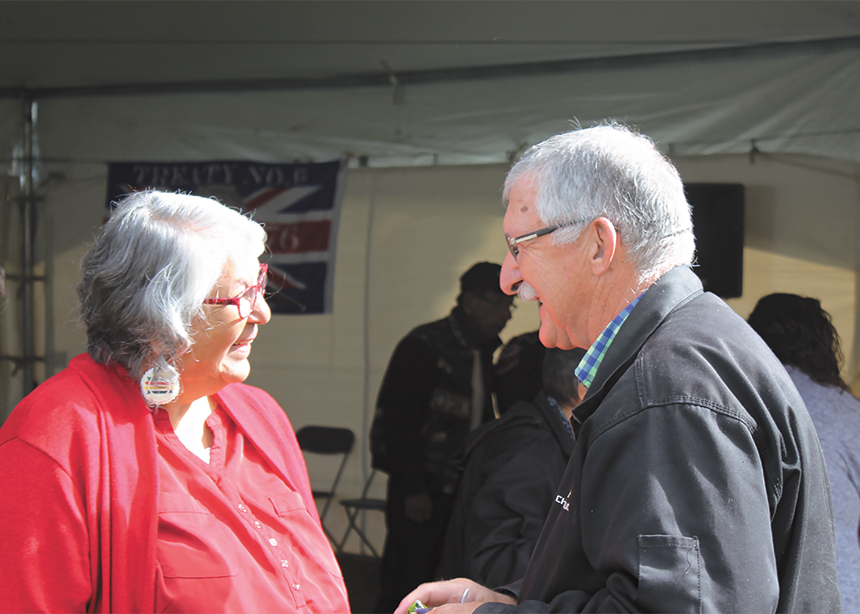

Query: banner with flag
<box><xmin>106</xmin><ymin>160</ymin><xmax>347</xmax><ymax>315</ymax></box>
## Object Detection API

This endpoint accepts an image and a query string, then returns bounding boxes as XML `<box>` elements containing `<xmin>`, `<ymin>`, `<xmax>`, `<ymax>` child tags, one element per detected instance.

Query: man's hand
<box><xmin>393</xmin><ymin>578</ymin><xmax>515</xmax><ymax>614</ymax></box>
<box><xmin>404</xmin><ymin>492</ymin><xmax>433</xmax><ymax>522</ymax></box>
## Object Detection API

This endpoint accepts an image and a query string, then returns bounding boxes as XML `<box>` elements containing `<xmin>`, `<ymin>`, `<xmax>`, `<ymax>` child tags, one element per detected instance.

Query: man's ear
<box><xmin>589</xmin><ymin>217</ymin><xmax>618</xmax><ymax>276</ymax></box>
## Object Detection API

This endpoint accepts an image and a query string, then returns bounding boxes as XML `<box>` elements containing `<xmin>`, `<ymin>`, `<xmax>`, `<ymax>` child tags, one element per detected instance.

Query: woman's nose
<box><xmin>251</xmin><ymin>295</ymin><xmax>272</xmax><ymax>325</ymax></box>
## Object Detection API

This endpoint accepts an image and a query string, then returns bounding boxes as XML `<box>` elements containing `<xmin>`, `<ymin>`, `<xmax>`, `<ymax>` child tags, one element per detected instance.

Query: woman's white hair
<box><xmin>504</xmin><ymin>122</ymin><xmax>695</xmax><ymax>284</ymax></box>
<box><xmin>77</xmin><ymin>190</ymin><xmax>267</xmax><ymax>381</ymax></box>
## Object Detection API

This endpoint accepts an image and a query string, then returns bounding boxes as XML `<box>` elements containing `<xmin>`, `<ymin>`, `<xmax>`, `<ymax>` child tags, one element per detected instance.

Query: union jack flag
<box><xmin>106</xmin><ymin>160</ymin><xmax>346</xmax><ymax>314</ymax></box>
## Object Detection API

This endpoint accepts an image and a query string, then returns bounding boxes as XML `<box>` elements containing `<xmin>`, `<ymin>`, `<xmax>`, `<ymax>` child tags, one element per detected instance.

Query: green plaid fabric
<box><xmin>575</xmin><ymin>295</ymin><xmax>642</xmax><ymax>389</ymax></box>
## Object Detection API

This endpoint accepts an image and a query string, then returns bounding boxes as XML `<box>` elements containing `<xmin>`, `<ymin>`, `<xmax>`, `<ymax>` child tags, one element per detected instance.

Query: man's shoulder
<box><xmin>646</xmin><ymin>291</ymin><xmax>775</xmax><ymax>369</ymax></box>
<box><xmin>601</xmin><ymin>292</ymin><xmax>804</xmax><ymax>447</ymax></box>
<box><xmin>468</xmin><ymin>404</ymin><xmax>553</xmax><ymax>456</ymax></box>
<box><xmin>581</xmin><ymin>288</ymin><xmax>790</xmax><ymax>429</ymax></box>
<box><xmin>500</xmin><ymin>330</ymin><xmax>542</xmax><ymax>352</ymax></box>
<box><xmin>394</xmin><ymin>315</ymin><xmax>462</xmax><ymax>355</ymax></box>
<box><xmin>458</xmin><ymin>414</ymin><xmax>554</xmax><ymax>485</ymax></box>
<box><xmin>641</xmin><ymin>293</ymin><xmax>788</xmax><ymax>392</ymax></box>
<box><xmin>406</xmin><ymin>315</ymin><xmax>453</xmax><ymax>338</ymax></box>
<box><xmin>646</xmin><ymin>291</ymin><xmax>753</xmax><ymax>352</ymax></box>
<box><xmin>492</xmin><ymin>402</ymin><xmax>547</xmax><ymax>435</ymax></box>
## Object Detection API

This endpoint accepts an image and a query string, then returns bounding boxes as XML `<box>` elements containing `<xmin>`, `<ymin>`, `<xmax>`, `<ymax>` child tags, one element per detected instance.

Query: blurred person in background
<box><xmin>749</xmin><ymin>292</ymin><xmax>860</xmax><ymax>612</ymax></box>
<box><xmin>370</xmin><ymin>262</ymin><xmax>514</xmax><ymax>612</ymax></box>
<box><xmin>437</xmin><ymin>347</ymin><xmax>584</xmax><ymax>587</ymax></box>
<box><xmin>0</xmin><ymin>191</ymin><xmax>349</xmax><ymax>613</ymax></box>
<box><xmin>493</xmin><ymin>329</ymin><xmax>546</xmax><ymax>415</ymax></box>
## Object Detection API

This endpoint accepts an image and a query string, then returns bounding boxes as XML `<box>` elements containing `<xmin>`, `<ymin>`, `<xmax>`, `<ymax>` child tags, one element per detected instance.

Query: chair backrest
<box><xmin>296</xmin><ymin>425</ymin><xmax>356</xmax><ymax>543</ymax></box>
<box><xmin>296</xmin><ymin>426</ymin><xmax>355</xmax><ymax>455</ymax></box>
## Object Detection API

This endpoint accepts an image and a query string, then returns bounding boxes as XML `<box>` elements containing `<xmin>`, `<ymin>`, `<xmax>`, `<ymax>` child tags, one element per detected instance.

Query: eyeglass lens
<box><xmin>237</xmin><ymin>286</ymin><xmax>257</xmax><ymax>318</ymax></box>
<box><xmin>242</xmin><ymin>268</ymin><xmax>269</xmax><ymax>317</ymax></box>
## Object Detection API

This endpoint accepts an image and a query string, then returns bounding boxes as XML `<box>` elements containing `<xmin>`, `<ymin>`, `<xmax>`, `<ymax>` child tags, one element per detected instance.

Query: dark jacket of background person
<box><xmin>493</xmin><ymin>330</ymin><xmax>545</xmax><ymax>415</ymax></box>
<box><xmin>371</xmin><ymin>266</ymin><xmax>511</xmax><ymax>613</ymax></box>
<box><xmin>436</xmin><ymin>391</ymin><xmax>575</xmax><ymax>587</ymax></box>
<box><xmin>481</xmin><ymin>267</ymin><xmax>840</xmax><ymax>613</ymax></box>
<box><xmin>748</xmin><ymin>292</ymin><xmax>860</xmax><ymax>612</ymax></box>
<box><xmin>371</xmin><ymin>305</ymin><xmax>500</xmax><ymax>495</ymax></box>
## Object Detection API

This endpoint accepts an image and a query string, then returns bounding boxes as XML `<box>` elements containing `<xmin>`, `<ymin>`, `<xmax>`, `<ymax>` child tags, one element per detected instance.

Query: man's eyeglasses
<box><xmin>203</xmin><ymin>264</ymin><xmax>268</xmax><ymax>318</ymax></box>
<box><xmin>506</xmin><ymin>219</ymin><xmax>588</xmax><ymax>259</ymax></box>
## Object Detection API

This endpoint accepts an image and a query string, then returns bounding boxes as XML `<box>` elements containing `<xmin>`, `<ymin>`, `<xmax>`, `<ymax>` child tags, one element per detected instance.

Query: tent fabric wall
<box><xmin>4</xmin><ymin>43</ymin><xmax>859</xmax><ymax>172</ymax></box>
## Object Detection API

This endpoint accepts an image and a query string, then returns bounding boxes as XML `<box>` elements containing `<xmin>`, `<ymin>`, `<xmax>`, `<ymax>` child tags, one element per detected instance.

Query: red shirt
<box><xmin>153</xmin><ymin>404</ymin><xmax>350</xmax><ymax>613</ymax></box>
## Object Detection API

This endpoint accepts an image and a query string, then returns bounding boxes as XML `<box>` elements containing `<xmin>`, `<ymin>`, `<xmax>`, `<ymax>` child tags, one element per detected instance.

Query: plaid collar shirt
<box><xmin>575</xmin><ymin>294</ymin><xmax>642</xmax><ymax>389</ymax></box>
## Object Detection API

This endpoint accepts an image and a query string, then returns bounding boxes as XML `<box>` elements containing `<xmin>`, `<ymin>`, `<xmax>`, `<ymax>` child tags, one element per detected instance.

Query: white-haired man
<box><xmin>396</xmin><ymin>123</ymin><xmax>840</xmax><ymax>613</ymax></box>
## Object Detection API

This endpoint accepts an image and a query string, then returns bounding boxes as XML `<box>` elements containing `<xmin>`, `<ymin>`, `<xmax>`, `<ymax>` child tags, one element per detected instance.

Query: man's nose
<box><xmin>500</xmin><ymin>252</ymin><xmax>523</xmax><ymax>295</ymax></box>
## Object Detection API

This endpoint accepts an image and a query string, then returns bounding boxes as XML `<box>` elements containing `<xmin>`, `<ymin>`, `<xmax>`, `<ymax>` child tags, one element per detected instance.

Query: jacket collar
<box><xmin>533</xmin><ymin>392</ymin><xmax>576</xmax><ymax>456</ymax></box>
<box><xmin>571</xmin><ymin>266</ymin><xmax>703</xmax><ymax>432</ymax></box>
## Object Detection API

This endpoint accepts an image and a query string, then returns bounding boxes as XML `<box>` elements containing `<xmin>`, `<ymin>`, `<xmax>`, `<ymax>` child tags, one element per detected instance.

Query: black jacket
<box><xmin>480</xmin><ymin>266</ymin><xmax>841</xmax><ymax>613</ymax></box>
<box><xmin>371</xmin><ymin>306</ymin><xmax>501</xmax><ymax>495</ymax></box>
<box><xmin>493</xmin><ymin>331</ymin><xmax>546</xmax><ymax>415</ymax></box>
<box><xmin>436</xmin><ymin>393</ymin><xmax>575</xmax><ymax>587</ymax></box>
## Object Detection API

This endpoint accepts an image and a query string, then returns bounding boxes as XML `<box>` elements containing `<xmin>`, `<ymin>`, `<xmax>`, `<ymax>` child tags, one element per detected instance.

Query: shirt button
<box><xmin>269</xmin><ymin>538</ymin><xmax>278</xmax><ymax>546</ymax></box>
<box><xmin>237</xmin><ymin>503</ymin><xmax>247</xmax><ymax>513</ymax></box>
<box><xmin>292</xmin><ymin>583</ymin><xmax>301</xmax><ymax>590</ymax></box>
<box><xmin>281</xmin><ymin>559</ymin><xmax>289</xmax><ymax>568</ymax></box>
<box><xmin>254</xmin><ymin>521</ymin><xmax>262</xmax><ymax>529</ymax></box>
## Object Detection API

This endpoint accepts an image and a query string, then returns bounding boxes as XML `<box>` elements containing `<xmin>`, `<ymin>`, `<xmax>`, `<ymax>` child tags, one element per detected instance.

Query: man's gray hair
<box><xmin>504</xmin><ymin>122</ymin><xmax>695</xmax><ymax>284</ymax></box>
<box><xmin>77</xmin><ymin>190</ymin><xmax>267</xmax><ymax>381</ymax></box>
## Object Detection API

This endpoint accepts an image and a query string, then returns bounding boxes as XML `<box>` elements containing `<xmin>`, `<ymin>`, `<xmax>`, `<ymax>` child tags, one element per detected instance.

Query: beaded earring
<box><xmin>140</xmin><ymin>363</ymin><xmax>180</xmax><ymax>406</ymax></box>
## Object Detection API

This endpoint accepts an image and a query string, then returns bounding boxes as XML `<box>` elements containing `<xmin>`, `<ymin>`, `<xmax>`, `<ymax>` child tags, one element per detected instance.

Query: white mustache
<box><xmin>517</xmin><ymin>281</ymin><xmax>539</xmax><ymax>301</ymax></box>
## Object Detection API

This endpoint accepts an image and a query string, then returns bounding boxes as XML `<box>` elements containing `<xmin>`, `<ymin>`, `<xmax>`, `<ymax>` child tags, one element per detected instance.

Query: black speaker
<box><xmin>684</xmin><ymin>183</ymin><xmax>745</xmax><ymax>299</ymax></box>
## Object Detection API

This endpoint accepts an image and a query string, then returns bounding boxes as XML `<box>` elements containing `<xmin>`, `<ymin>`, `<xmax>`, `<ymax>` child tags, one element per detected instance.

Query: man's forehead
<box><xmin>509</xmin><ymin>174</ymin><xmax>538</xmax><ymax>205</ymax></box>
<box><xmin>504</xmin><ymin>180</ymin><xmax>540</xmax><ymax>233</ymax></box>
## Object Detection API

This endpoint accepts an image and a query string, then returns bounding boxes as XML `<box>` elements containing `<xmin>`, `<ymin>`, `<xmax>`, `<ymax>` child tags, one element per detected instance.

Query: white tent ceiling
<box><xmin>2</xmin><ymin>1</ymin><xmax>860</xmax><ymax>166</ymax></box>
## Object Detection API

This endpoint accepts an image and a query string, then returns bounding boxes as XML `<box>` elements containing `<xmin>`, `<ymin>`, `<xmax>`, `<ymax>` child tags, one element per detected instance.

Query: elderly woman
<box><xmin>0</xmin><ymin>191</ymin><xmax>350</xmax><ymax>612</ymax></box>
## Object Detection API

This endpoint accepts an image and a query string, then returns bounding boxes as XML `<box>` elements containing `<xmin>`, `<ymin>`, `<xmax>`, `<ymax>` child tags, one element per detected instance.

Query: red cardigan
<box><xmin>0</xmin><ymin>354</ymin><xmax>335</xmax><ymax>613</ymax></box>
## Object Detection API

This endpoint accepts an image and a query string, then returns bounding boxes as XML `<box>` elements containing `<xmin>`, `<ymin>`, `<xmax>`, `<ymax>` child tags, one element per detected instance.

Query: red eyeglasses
<box><xmin>203</xmin><ymin>264</ymin><xmax>268</xmax><ymax>318</ymax></box>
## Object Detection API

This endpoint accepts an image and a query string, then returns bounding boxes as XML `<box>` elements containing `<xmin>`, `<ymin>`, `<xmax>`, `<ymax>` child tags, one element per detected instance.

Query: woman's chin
<box><xmin>217</xmin><ymin>357</ymin><xmax>252</xmax><ymax>388</ymax></box>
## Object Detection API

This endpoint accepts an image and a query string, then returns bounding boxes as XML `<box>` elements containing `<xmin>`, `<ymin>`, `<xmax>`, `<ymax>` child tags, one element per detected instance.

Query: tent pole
<box><xmin>19</xmin><ymin>96</ymin><xmax>36</xmax><ymax>395</ymax></box>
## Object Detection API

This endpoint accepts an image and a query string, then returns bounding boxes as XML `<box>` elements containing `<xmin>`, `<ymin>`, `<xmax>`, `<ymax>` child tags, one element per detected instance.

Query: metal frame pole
<box><xmin>19</xmin><ymin>96</ymin><xmax>36</xmax><ymax>395</ymax></box>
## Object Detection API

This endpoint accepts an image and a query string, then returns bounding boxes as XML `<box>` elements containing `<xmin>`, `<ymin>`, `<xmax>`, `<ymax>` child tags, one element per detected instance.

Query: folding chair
<box><xmin>338</xmin><ymin>468</ymin><xmax>387</xmax><ymax>558</ymax></box>
<box><xmin>296</xmin><ymin>425</ymin><xmax>355</xmax><ymax>545</ymax></box>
